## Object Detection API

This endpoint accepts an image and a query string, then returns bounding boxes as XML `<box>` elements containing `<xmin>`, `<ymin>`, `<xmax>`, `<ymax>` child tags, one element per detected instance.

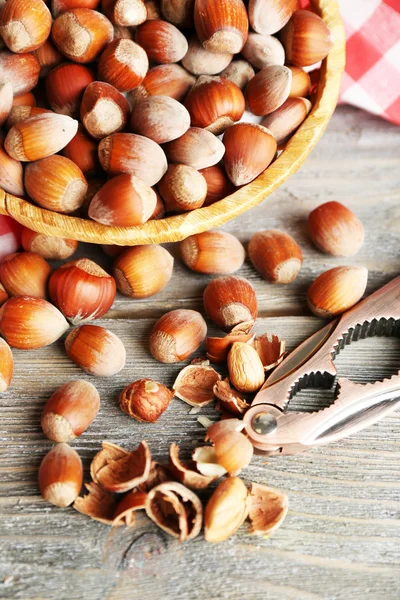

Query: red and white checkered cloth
<box><xmin>301</xmin><ymin>0</ymin><xmax>400</xmax><ymax>125</ymax></box>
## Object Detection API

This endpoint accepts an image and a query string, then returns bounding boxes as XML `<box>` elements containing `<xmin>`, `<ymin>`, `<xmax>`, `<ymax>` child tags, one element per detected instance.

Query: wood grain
<box><xmin>0</xmin><ymin>106</ymin><xmax>399</xmax><ymax>600</ymax></box>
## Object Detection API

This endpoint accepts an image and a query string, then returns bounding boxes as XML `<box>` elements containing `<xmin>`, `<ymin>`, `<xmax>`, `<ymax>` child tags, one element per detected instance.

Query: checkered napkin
<box><xmin>301</xmin><ymin>0</ymin><xmax>400</xmax><ymax>125</ymax></box>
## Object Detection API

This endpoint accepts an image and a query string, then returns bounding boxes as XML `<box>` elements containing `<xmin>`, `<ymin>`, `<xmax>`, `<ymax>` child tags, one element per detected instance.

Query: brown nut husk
<box><xmin>214</xmin><ymin>378</ymin><xmax>250</xmax><ymax>416</ymax></box>
<box><xmin>74</xmin><ymin>482</ymin><xmax>119</xmax><ymax>525</ymax></box>
<box><xmin>248</xmin><ymin>482</ymin><xmax>289</xmax><ymax>536</ymax></box>
<box><xmin>145</xmin><ymin>481</ymin><xmax>203</xmax><ymax>541</ymax></box>
<box><xmin>137</xmin><ymin>461</ymin><xmax>173</xmax><ymax>492</ymax></box>
<box><xmin>206</xmin><ymin>320</ymin><xmax>254</xmax><ymax>363</ymax></box>
<box><xmin>120</xmin><ymin>379</ymin><xmax>173</xmax><ymax>423</ymax></box>
<box><xmin>173</xmin><ymin>361</ymin><xmax>221</xmax><ymax>407</ymax></box>
<box><xmin>204</xmin><ymin>476</ymin><xmax>250</xmax><ymax>543</ymax></box>
<box><xmin>113</xmin><ymin>490</ymin><xmax>148</xmax><ymax>527</ymax></box>
<box><xmin>252</xmin><ymin>334</ymin><xmax>286</xmax><ymax>371</ymax></box>
<box><xmin>90</xmin><ymin>441</ymin><xmax>128</xmax><ymax>484</ymax></box>
<box><xmin>206</xmin><ymin>419</ymin><xmax>254</xmax><ymax>475</ymax></box>
<box><xmin>169</xmin><ymin>443</ymin><xmax>218</xmax><ymax>489</ymax></box>
<box><xmin>95</xmin><ymin>441</ymin><xmax>152</xmax><ymax>493</ymax></box>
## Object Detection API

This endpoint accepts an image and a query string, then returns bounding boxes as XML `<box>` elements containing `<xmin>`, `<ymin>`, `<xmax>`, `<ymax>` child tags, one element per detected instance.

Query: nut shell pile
<box><xmin>0</xmin><ymin>0</ymin><xmax>333</xmax><ymax>229</ymax></box>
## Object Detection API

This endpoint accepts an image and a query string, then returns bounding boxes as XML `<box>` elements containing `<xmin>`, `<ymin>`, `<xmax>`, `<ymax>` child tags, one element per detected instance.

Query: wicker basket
<box><xmin>0</xmin><ymin>0</ymin><xmax>345</xmax><ymax>246</ymax></box>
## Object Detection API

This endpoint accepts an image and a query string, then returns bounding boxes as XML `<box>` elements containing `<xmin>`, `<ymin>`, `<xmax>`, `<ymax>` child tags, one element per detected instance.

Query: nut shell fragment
<box><xmin>145</xmin><ymin>481</ymin><xmax>203</xmax><ymax>541</ymax></box>
<box><xmin>206</xmin><ymin>320</ymin><xmax>254</xmax><ymax>363</ymax></box>
<box><xmin>173</xmin><ymin>362</ymin><xmax>221</xmax><ymax>407</ymax></box>
<box><xmin>90</xmin><ymin>441</ymin><xmax>128</xmax><ymax>484</ymax></box>
<box><xmin>113</xmin><ymin>490</ymin><xmax>148</xmax><ymax>527</ymax></box>
<box><xmin>169</xmin><ymin>443</ymin><xmax>217</xmax><ymax>489</ymax></box>
<box><xmin>214</xmin><ymin>378</ymin><xmax>250</xmax><ymax>416</ymax></box>
<box><xmin>96</xmin><ymin>440</ymin><xmax>152</xmax><ymax>493</ymax></box>
<box><xmin>253</xmin><ymin>334</ymin><xmax>286</xmax><ymax>371</ymax></box>
<box><xmin>248</xmin><ymin>482</ymin><xmax>288</xmax><ymax>536</ymax></box>
<box><xmin>138</xmin><ymin>461</ymin><xmax>173</xmax><ymax>492</ymax></box>
<box><xmin>74</xmin><ymin>482</ymin><xmax>119</xmax><ymax>525</ymax></box>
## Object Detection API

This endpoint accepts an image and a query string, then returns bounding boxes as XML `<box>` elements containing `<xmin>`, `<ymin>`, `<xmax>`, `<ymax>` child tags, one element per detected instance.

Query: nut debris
<box><xmin>137</xmin><ymin>461</ymin><xmax>173</xmax><ymax>492</ymax></box>
<box><xmin>214</xmin><ymin>378</ymin><xmax>250</xmax><ymax>416</ymax></box>
<box><xmin>120</xmin><ymin>379</ymin><xmax>173</xmax><ymax>422</ymax></box>
<box><xmin>253</xmin><ymin>334</ymin><xmax>286</xmax><ymax>371</ymax></box>
<box><xmin>74</xmin><ymin>482</ymin><xmax>119</xmax><ymax>525</ymax></box>
<box><xmin>248</xmin><ymin>482</ymin><xmax>288</xmax><ymax>536</ymax></box>
<box><xmin>145</xmin><ymin>481</ymin><xmax>203</xmax><ymax>541</ymax></box>
<box><xmin>192</xmin><ymin>446</ymin><xmax>227</xmax><ymax>478</ymax></box>
<box><xmin>169</xmin><ymin>443</ymin><xmax>218</xmax><ymax>489</ymax></box>
<box><xmin>95</xmin><ymin>440</ymin><xmax>152</xmax><ymax>493</ymax></box>
<box><xmin>206</xmin><ymin>320</ymin><xmax>254</xmax><ymax>363</ymax></box>
<box><xmin>113</xmin><ymin>490</ymin><xmax>148</xmax><ymax>527</ymax></box>
<box><xmin>173</xmin><ymin>360</ymin><xmax>221</xmax><ymax>407</ymax></box>
<box><xmin>90</xmin><ymin>441</ymin><xmax>129</xmax><ymax>484</ymax></box>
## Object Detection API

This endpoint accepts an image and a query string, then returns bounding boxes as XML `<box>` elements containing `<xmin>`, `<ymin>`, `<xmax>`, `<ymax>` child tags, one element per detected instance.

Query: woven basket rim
<box><xmin>0</xmin><ymin>0</ymin><xmax>346</xmax><ymax>246</ymax></box>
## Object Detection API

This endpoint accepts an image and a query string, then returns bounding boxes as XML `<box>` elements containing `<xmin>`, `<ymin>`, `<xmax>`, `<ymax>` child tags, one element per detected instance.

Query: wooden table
<box><xmin>1</xmin><ymin>106</ymin><xmax>399</xmax><ymax>600</ymax></box>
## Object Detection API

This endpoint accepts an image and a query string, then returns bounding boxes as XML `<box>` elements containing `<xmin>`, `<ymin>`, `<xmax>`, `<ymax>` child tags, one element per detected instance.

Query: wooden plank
<box><xmin>0</xmin><ymin>106</ymin><xmax>400</xmax><ymax>600</ymax></box>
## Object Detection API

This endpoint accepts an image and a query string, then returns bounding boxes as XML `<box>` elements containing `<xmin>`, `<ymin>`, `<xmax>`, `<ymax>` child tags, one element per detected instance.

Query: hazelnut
<box><xmin>98</xmin><ymin>38</ymin><xmax>149</xmax><ymax>92</ymax></box>
<box><xmin>164</xmin><ymin>127</ymin><xmax>225</xmax><ymax>171</ymax></box>
<box><xmin>25</xmin><ymin>154</ymin><xmax>87</xmax><ymax>213</ymax></box>
<box><xmin>0</xmin><ymin>251</ymin><xmax>52</xmax><ymax>298</ymax></box>
<box><xmin>308</xmin><ymin>201</ymin><xmax>365</xmax><ymax>257</ymax></box>
<box><xmin>102</xmin><ymin>0</ymin><xmax>147</xmax><ymax>26</ymax></box>
<box><xmin>130</xmin><ymin>95</ymin><xmax>190</xmax><ymax>144</ymax></box>
<box><xmin>39</xmin><ymin>443</ymin><xmax>83</xmax><ymax>508</ymax></box>
<box><xmin>204</xmin><ymin>476</ymin><xmax>249</xmax><ymax>542</ymax></box>
<box><xmin>0</xmin><ymin>50</ymin><xmax>40</xmax><ymax>95</ymax></box>
<box><xmin>199</xmin><ymin>164</ymin><xmax>235</xmax><ymax>207</ymax></box>
<box><xmin>0</xmin><ymin>0</ymin><xmax>52</xmax><ymax>54</ymax></box>
<box><xmin>181</xmin><ymin>35</ymin><xmax>233</xmax><ymax>76</ymax></box>
<box><xmin>0</xmin><ymin>338</ymin><xmax>13</xmax><ymax>392</ymax></box>
<box><xmin>98</xmin><ymin>132</ymin><xmax>168</xmax><ymax>185</ymax></box>
<box><xmin>220</xmin><ymin>59</ymin><xmax>255</xmax><ymax>90</ymax></box>
<box><xmin>113</xmin><ymin>245</ymin><xmax>174</xmax><ymax>298</ymax></box>
<box><xmin>80</xmin><ymin>81</ymin><xmax>130</xmax><ymax>139</ymax></box>
<box><xmin>160</xmin><ymin>0</ymin><xmax>194</xmax><ymax>28</ymax></box>
<box><xmin>52</xmin><ymin>8</ymin><xmax>114</xmax><ymax>63</ymax></box>
<box><xmin>48</xmin><ymin>258</ymin><xmax>116</xmax><ymax>323</ymax></box>
<box><xmin>136</xmin><ymin>19</ymin><xmax>188</xmax><ymax>64</ymax></box>
<box><xmin>62</xmin><ymin>125</ymin><xmax>101</xmax><ymax>176</ymax></box>
<box><xmin>41</xmin><ymin>380</ymin><xmax>100</xmax><ymax>442</ymax></box>
<box><xmin>130</xmin><ymin>63</ymin><xmax>195</xmax><ymax>105</ymax></box>
<box><xmin>227</xmin><ymin>341</ymin><xmax>265</xmax><ymax>393</ymax></box>
<box><xmin>180</xmin><ymin>230</ymin><xmax>245</xmax><ymax>275</ymax></box>
<box><xmin>203</xmin><ymin>275</ymin><xmax>258</xmax><ymax>332</ymax></box>
<box><xmin>206</xmin><ymin>419</ymin><xmax>254</xmax><ymax>475</ymax></box>
<box><xmin>248</xmin><ymin>0</ymin><xmax>297</xmax><ymax>35</ymax></box>
<box><xmin>45</xmin><ymin>63</ymin><xmax>95</xmax><ymax>118</ymax></box>
<box><xmin>222</xmin><ymin>122</ymin><xmax>277</xmax><ymax>186</ymax></box>
<box><xmin>307</xmin><ymin>266</ymin><xmax>368</xmax><ymax>319</ymax></box>
<box><xmin>5</xmin><ymin>112</ymin><xmax>78</xmax><ymax>162</ymax></box>
<box><xmin>21</xmin><ymin>228</ymin><xmax>78</xmax><ymax>261</ymax></box>
<box><xmin>184</xmin><ymin>75</ymin><xmax>245</xmax><ymax>135</ymax></box>
<box><xmin>158</xmin><ymin>164</ymin><xmax>207</xmax><ymax>213</ymax></box>
<box><xmin>88</xmin><ymin>174</ymin><xmax>157</xmax><ymax>227</ymax></box>
<box><xmin>246</xmin><ymin>64</ymin><xmax>292</xmax><ymax>116</ymax></box>
<box><xmin>242</xmin><ymin>32</ymin><xmax>285</xmax><ymax>70</ymax></box>
<box><xmin>149</xmin><ymin>309</ymin><xmax>207</xmax><ymax>363</ymax></box>
<box><xmin>0</xmin><ymin>81</ymin><xmax>12</xmax><ymax>127</ymax></box>
<box><xmin>194</xmin><ymin>0</ymin><xmax>248</xmax><ymax>54</ymax></box>
<box><xmin>261</xmin><ymin>97</ymin><xmax>311</xmax><ymax>145</ymax></box>
<box><xmin>120</xmin><ymin>379</ymin><xmax>173</xmax><ymax>422</ymax></box>
<box><xmin>0</xmin><ymin>138</ymin><xmax>24</xmax><ymax>196</ymax></box>
<box><xmin>0</xmin><ymin>297</ymin><xmax>69</xmax><ymax>349</ymax></box>
<box><xmin>33</xmin><ymin>39</ymin><xmax>63</xmax><ymax>78</ymax></box>
<box><xmin>281</xmin><ymin>9</ymin><xmax>334</xmax><ymax>67</ymax></box>
<box><xmin>65</xmin><ymin>324</ymin><xmax>126</xmax><ymax>376</ymax></box>
<box><xmin>288</xmin><ymin>65</ymin><xmax>311</xmax><ymax>98</ymax></box>
<box><xmin>248</xmin><ymin>230</ymin><xmax>303</xmax><ymax>283</ymax></box>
